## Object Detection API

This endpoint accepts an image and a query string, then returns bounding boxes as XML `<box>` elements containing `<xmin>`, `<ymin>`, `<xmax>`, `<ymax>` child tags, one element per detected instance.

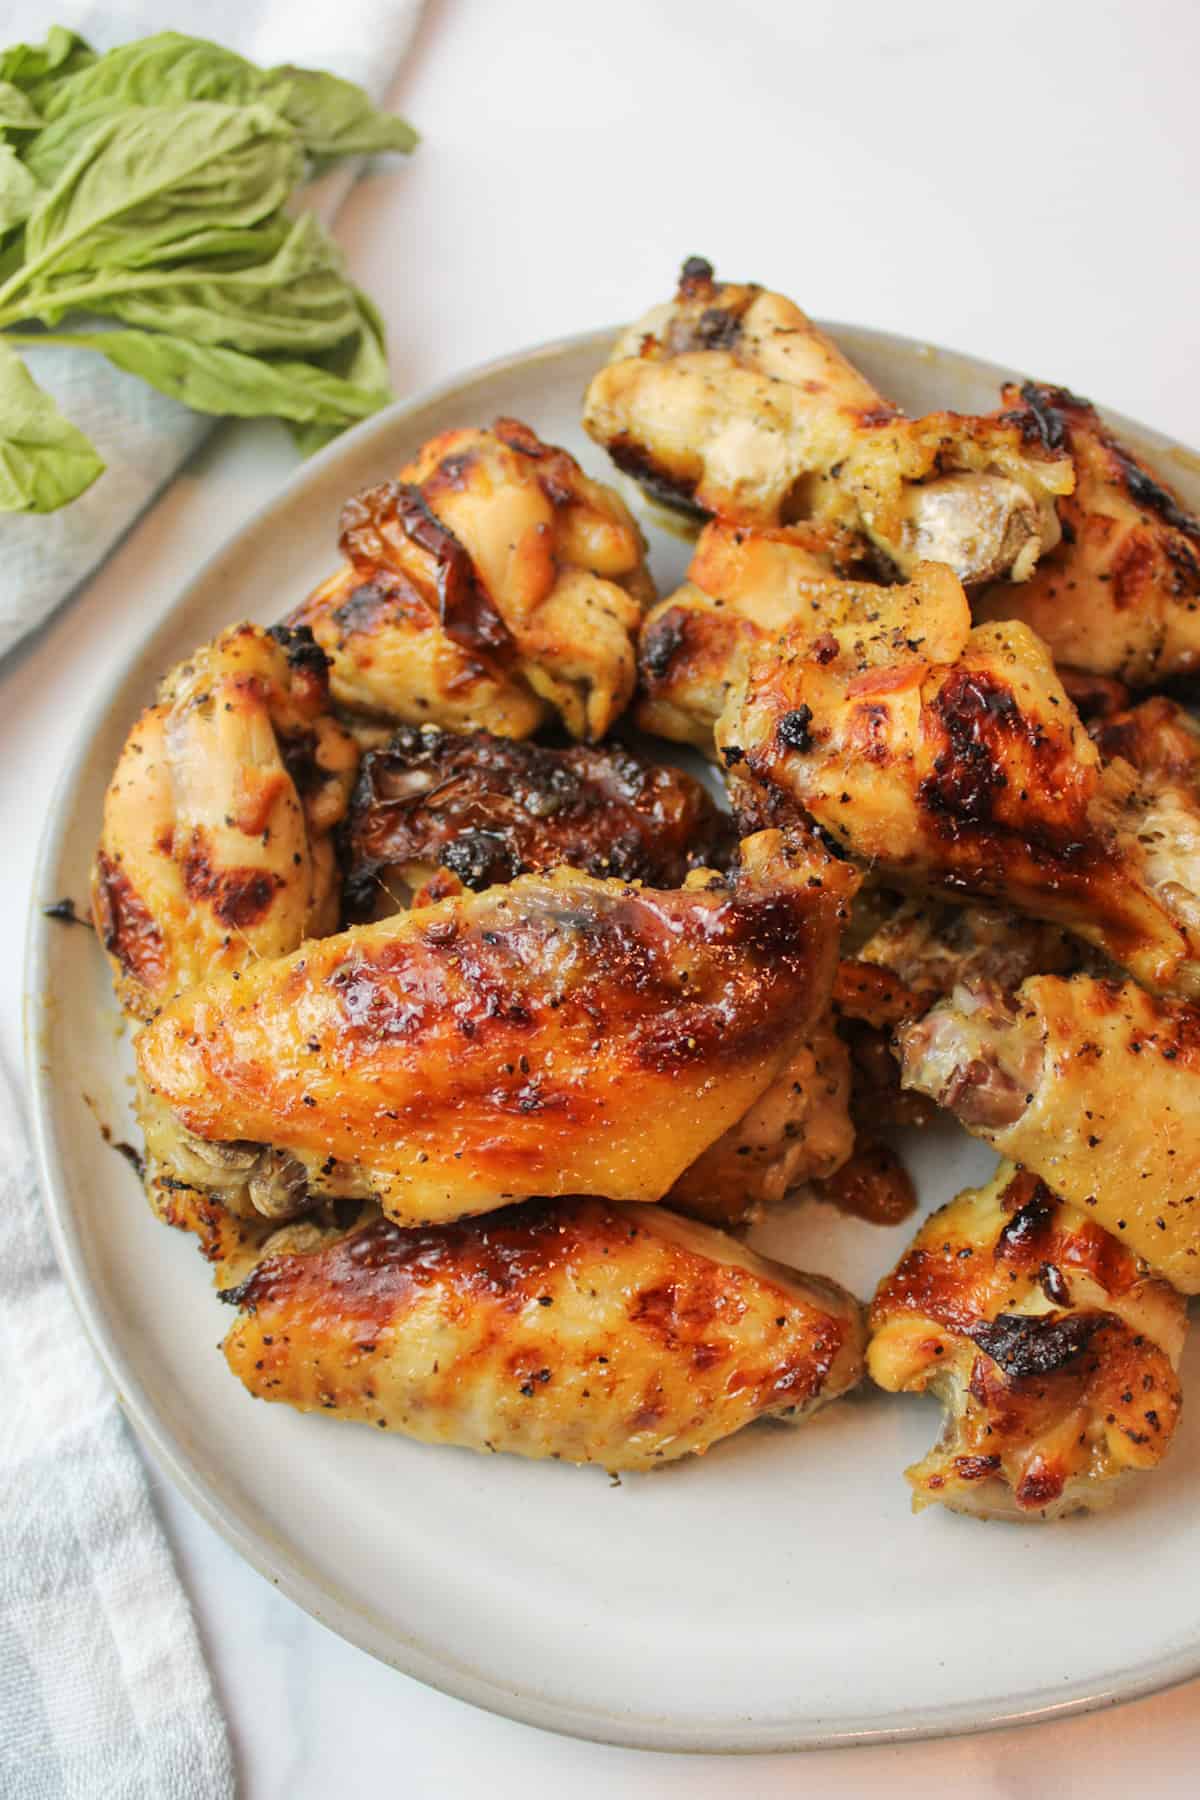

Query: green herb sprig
<box><xmin>0</xmin><ymin>28</ymin><xmax>416</xmax><ymax>512</ymax></box>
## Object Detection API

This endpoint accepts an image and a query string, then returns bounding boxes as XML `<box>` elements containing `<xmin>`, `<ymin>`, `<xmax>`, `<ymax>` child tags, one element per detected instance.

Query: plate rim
<box><xmin>23</xmin><ymin>323</ymin><xmax>1200</xmax><ymax>1753</ymax></box>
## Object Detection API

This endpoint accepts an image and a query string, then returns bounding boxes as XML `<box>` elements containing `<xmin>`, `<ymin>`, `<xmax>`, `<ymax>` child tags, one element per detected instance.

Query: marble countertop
<box><xmin>4</xmin><ymin>2</ymin><xmax>1198</xmax><ymax>1790</ymax></box>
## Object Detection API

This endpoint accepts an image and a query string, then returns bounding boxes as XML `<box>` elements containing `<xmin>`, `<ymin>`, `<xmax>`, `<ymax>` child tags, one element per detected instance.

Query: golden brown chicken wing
<box><xmin>219</xmin><ymin>1196</ymin><xmax>864</xmax><ymax>1470</ymax></box>
<box><xmin>92</xmin><ymin>622</ymin><xmax>358</xmax><ymax>1024</ymax></box>
<box><xmin>636</xmin><ymin>520</ymin><xmax>874</xmax><ymax>754</ymax></box>
<box><xmin>975</xmin><ymin>384</ymin><xmax>1200</xmax><ymax>687</ymax></box>
<box><xmin>136</xmin><ymin>828</ymin><xmax>856</xmax><ymax>1230</ymax></box>
<box><xmin>287</xmin><ymin>418</ymin><xmax>654</xmax><ymax>742</ymax></box>
<box><xmin>898</xmin><ymin>973</ymin><xmax>1200</xmax><ymax>1292</ymax></box>
<box><xmin>868</xmin><ymin>1164</ymin><xmax>1186</xmax><ymax>1520</ymax></box>
<box><xmin>718</xmin><ymin>565</ymin><xmax>1200</xmax><ymax>996</ymax></box>
<box><xmin>583</xmin><ymin>258</ymin><xmax>1071</xmax><ymax>582</ymax></box>
<box><xmin>340</xmin><ymin>721</ymin><xmax>735</xmax><ymax>920</ymax></box>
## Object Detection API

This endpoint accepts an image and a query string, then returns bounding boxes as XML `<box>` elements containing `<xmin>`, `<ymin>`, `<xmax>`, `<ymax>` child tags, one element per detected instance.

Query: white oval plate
<box><xmin>25</xmin><ymin>327</ymin><xmax>1200</xmax><ymax>1753</ymax></box>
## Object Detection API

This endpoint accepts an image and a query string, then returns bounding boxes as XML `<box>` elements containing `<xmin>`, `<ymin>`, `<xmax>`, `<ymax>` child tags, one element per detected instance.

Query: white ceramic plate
<box><xmin>26</xmin><ymin>327</ymin><xmax>1200</xmax><ymax>1753</ymax></box>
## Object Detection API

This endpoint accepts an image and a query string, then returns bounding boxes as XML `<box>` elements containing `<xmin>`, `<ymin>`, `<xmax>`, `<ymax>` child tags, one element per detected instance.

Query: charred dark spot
<box><xmin>918</xmin><ymin>671</ymin><xmax>1023</xmax><ymax>827</ymax></box>
<box><xmin>777</xmin><ymin>705</ymin><xmax>814</xmax><ymax>753</ymax></box>
<box><xmin>952</xmin><ymin>1454</ymin><xmax>1002</xmax><ymax>1481</ymax></box>
<box><xmin>491</xmin><ymin>417</ymin><xmax>579</xmax><ymax>506</ymax></box>
<box><xmin>640</xmin><ymin>612</ymin><xmax>688</xmax><ymax>682</ymax></box>
<box><xmin>605</xmin><ymin>434</ymin><xmax>704</xmax><ymax>515</ymax></box>
<box><xmin>181</xmin><ymin>850</ymin><xmax>282</xmax><ymax>929</ymax></box>
<box><xmin>332</xmin><ymin>573</ymin><xmax>424</xmax><ymax>635</ymax></box>
<box><xmin>1008</xmin><ymin>382</ymin><xmax>1077</xmax><ymax>453</ymax></box>
<box><xmin>440</xmin><ymin>831</ymin><xmax>522</xmax><ymax>890</ymax></box>
<box><xmin>721</xmin><ymin>743</ymin><xmax>745</xmax><ymax>767</ymax></box>
<box><xmin>266</xmin><ymin>622</ymin><xmax>331</xmax><ymax>681</ymax></box>
<box><xmin>692</xmin><ymin>307</ymin><xmax>742</xmax><ymax>350</ymax></box>
<box><xmin>678</xmin><ymin>255</ymin><xmax>715</xmax><ymax>294</ymax></box>
<box><xmin>969</xmin><ymin>1310</ymin><xmax>1109</xmax><ymax>1381</ymax></box>
<box><xmin>92</xmin><ymin>852</ymin><xmax>166</xmax><ymax>989</ymax></box>
<box><xmin>1113</xmin><ymin>446</ymin><xmax>1200</xmax><ymax>542</ymax></box>
<box><xmin>995</xmin><ymin>1176</ymin><xmax>1057</xmax><ymax>1264</ymax></box>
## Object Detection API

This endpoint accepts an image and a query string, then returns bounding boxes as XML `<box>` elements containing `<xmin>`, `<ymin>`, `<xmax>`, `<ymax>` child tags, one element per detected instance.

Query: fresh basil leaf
<box><xmin>31</xmin><ymin>325</ymin><xmax>389</xmax><ymax>426</ymax></box>
<box><xmin>0</xmin><ymin>336</ymin><xmax>104</xmax><ymax>511</ymax></box>
<box><xmin>0</xmin><ymin>79</ymin><xmax>43</xmax><ymax>130</ymax></box>
<box><xmin>262</xmin><ymin>66</ymin><xmax>418</xmax><ymax>163</ymax></box>
<box><xmin>288</xmin><ymin>288</ymin><xmax>392</xmax><ymax>452</ymax></box>
<box><xmin>9</xmin><ymin>103</ymin><xmax>302</xmax><ymax>293</ymax></box>
<box><xmin>0</xmin><ymin>28</ymin><xmax>95</xmax><ymax>103</ymax></box>
<box><xmin>0</xmin><ymin>145</ymin><xmax>39</xmax><ymax>235</ymax></box>
<box><xmin>20</xmin><ymin>100</ymin><xmax>132</xmax><ymax>191</ymax></box>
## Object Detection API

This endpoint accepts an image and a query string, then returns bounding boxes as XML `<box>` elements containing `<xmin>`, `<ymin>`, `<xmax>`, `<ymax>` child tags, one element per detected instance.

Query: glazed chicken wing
<box><xmin>718</xmin><ymin>564</ymin><xmax>1200</xmax><ymax>996</ymax></box>
<box><xmin>340</xmin><ymin>721</ymin><xmax>735</xmax><ymax>921</ymax></box>
<box><xmin>975</xmin><ymin>384</ymin><xmax>1200</xmax><ymax>686</ymax></box>
<box><xmin>899</xmin><ymin>973</ymin><xmax>1200</xmax><ymax>1293</ymax></box>
<box><xmin>219</xmin><ymin>1197</ymin><xmax>865</xmax><ymax>1470</ymax></box>
<box><xmin>136</xmin><ymin>828</ymin><xmax>856</xmax><ymax>1229</ymax></box>
<box><xmin>636</xmin><ymin>519</ymin><xmax>874</xmax><ymax>754</ymax></box>
<box><xmin>869</xmin><ymin>1165</ymin><xmax>1185</xmax><ymax>1520</ymax></box>
<box><xmin>287</xmin><ymin>418</ymin><xmax>654</xmax><ymax>742</ymax></box>
<box><xmin>92</xmin><ymin>622</ymin><xmax>358</xmax><ymax>1023</ymax></box>
<box><xmin>583</xmin><ymin>258</ymin><xmax>1071</xmax><ymax>583</ymax></box>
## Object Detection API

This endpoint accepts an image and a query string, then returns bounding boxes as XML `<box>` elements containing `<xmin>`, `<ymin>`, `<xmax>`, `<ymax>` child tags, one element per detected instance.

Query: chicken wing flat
<box><xmin>340</xmin><ymin>721</ymin><xmax>735</xmax><ymax>921</ymax></box>
<box><xmin>1092</xmin><ymin>697</ymin><xmax>1200</xmax><ymax>951</ymax></box>
<box><xmin>219</xmin><ymin>1197</ymin><xmax>864</xmax><ymax>1470</ymax></box>
<box><xmin>718</xmin><ymin>563</ymin><xmax>1200</xmax><ymax>996</ymax></box>
<box><xmin>899</xmin><ymin>973</ymin><xmax>1200</xmax><ymax>1292</ymax></box>
<box><xmin>975</xmin><ymin>384</ymin><xmax>1200</xmax><ymax>687</ymax></box>
<box><xmin>665</xmin><ymin>1019</ymin><xmax>853</xmax><ymax>1228</ymax></box>
<box><xmin>287</xmin><ymin>418</ymin><xmax>654</xmax><ymax>742</ymax></box>
<box><xmin>92</xmin><ymin>622</ymin><xmax>358</xmax><ymax>1023</ymax></box>
<box><xmin>583</xmin><ymin>258</ymin><xmax>1071</xmax><ymax>583</ymax></box>
<box><xmin>636</xmin><ymin>519</ymin><xmax>874</xmax><ymax>753</ymax></box>
<box><xmin>868</xmin><ymin>1164</ymin><xmax>1185</xmax><ymax>1520</ymax></box>
<box><xmin>135</xmin><ymin>828</ymin><xmax>857</xmax><ymax>1229</ymax></box>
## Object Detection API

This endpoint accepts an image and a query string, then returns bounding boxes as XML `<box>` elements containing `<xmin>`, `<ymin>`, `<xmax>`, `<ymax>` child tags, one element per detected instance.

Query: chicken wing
<box><xmin>92</xmin><ymin>622</ymin><xmax>358</xmax><ymax>1024</ymax></box>
<box><xmin>718</xmin><ymin>564</ymin><xmax>1200</xmax><ymax>996</ymax></box>
<box><xmin>135</xmin><ymin>828</ymin><xmax>856</xmax><ymax>1230</ymax></box>
<box><xmin>898</xmin><ymin>973</ymin><xmax>1200</xmax><ymax>1292</ymax></box>
<box><xmin>286</xmin><ymin>418</ymin><xmax>654</xmax><ymax>742</ymax></box>
<box><xmin>583</xmin><ymin>258</ymin><xmax>1071</xmax><ymax>582</ymax></box>
<box><xmin>219</xmin><ymin>1196</ymin><xmax>864</xmax><ymax>1470</ymax></box>
<box><xmin>340</xmin><ymin>721</ymin><xmax>735</xmax><ymax>921</ymax></box>
<box><xmin>868</xmin><ymin>1164</ymin><xmax>1185</xmax><ymax>1520</ymax></box>
<box><xmin>975</xmin><ymin>384</ymin><xmax>1200</xmax><ymax>686</ymax></box>
<box><xmin>636</xmin><ymin>519</ymin><xmax>874</xmax><ymax>753</ymax></box>
<box><xmin>665</xmin><ymin>1019</ymin><xmax>853</xmax><ymax>1228</ymax></box>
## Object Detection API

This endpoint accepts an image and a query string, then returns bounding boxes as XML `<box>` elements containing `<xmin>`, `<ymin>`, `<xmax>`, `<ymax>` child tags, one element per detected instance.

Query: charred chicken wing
<box><xmin>287</xmin><ymin>418</ymin><xmax>654</xmax><ymax>742</ymax></box>
<box><xmin>135</xmin><ymin>829</ymin><xmax>856</xmax><ymax>1230</ymax></box>
<box><xmin>975</xmin><ymin>384</ymin><xmax>1200</xmax><ymax>687</ymax></box>
<box><xmin>869</xmin><ymin>1165</ymin><xmax>1185</xmax><ymax>1520</ymax></box>
<box><xmin>340</xmin><ymin>721</ymin><xmax>735</xmax><ymax>920</ymax></box>
<box><xmin>583</xmin><ymin>258</ymin><xmax>1071</xmax><ymax>582</ymax></box>
<box><xmin>899</xmin><ymin>973</ymin><xmax>1200</xmax><ymax>1293</ymax></box>
<box><xmin>219</xmin><ymin>1197</ymin><xmax>865</xmax><ymax>1470</ymax></box>
<box><xmin>718</xmin><ymin>565</ymin><xmax>1200</xmax><ymax>996</ymax></box>
<box><xmin>92</xmin><ymin>622</ymin><xmax>358</xmax><ymax>1023</ymax></box>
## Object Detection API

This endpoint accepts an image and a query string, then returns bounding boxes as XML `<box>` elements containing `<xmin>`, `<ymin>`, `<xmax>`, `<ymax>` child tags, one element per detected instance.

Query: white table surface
<box><xmin>5</xmin><ymin>1</ymin><xmax>1200</xmax><ymax>1790</ymax></box>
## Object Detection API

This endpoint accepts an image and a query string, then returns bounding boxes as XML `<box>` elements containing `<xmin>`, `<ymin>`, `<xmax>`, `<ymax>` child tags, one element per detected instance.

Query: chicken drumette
<box><xmin>869</xmin><ymin>1164</ymin><xmax>1185</xmax><ymax>1520</ymax></box>
<box><xmin>219</xmin><ymin>1197</ymin><xmax>865</xmax><ymax>1470</ymax></box>
<box><xmin>287</xmin><ymin>418</ymin><xmax>654</xmax><ymax>742</ymax></box>
<box><xmin>583</xmin><ymin>258</ymin><xmax>1071</xmax><ymax>584</ymax></box>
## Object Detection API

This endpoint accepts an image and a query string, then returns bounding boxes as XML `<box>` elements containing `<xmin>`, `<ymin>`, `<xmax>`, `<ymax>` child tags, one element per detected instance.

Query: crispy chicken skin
<box><xmin>286</xmin><ymin>418</ymin><xmax>654</xmax><ymax>742</ymax></box>
<box><xmin>718</xmin><ymin>564</ymin><xmax>1200</xmax><ymax>996</ymax></box>
<box><xmin>636</xmin><ymin>519</ymin><xmax>874</xmax><ymax>753</ymax></box>
<box><xmin>868</xmin><ymin>1165</ymin><xmax>1185</xmax><ymax>1520</ymax></box>
<box><xmin>92</xmin><ymin>622</ymin><xmax>358</xmax><ymax>1023</ymax></box>
<box><xmin>583</xmin><ymin>258</ymin><xmax>1071</xmax><ymax>583</ymax></box>
<box><xmin>340</xmin><ymin>721</ymin><xmax>735</xmax><ymax>921</ymax></box>
<box><xmin>219</xmin><ymin>1197</ymin><xmax>865</xmax><ymax>1470</ymax></box>
<box><xmin>1093</xmin><ymin>698</ymin><xmax>1200</xmax><ymax>951</ymax></box>
<box><xmin>136</xmin><ymin>829</ymin><xmax>857</xmax><ymax>1229</ymax></box>
<box><xmin>975</xmin><ymin>384</ymin><xmax>1200</xmax><ymax>687</ymax></box>
<box><xmin>665</xmin><ymin>1020</ymin><xmax>853</xmax><ymax>1228</ymax></box>
<box><xmin>899</xmin><ymin>973</ymin><xmax>1200</xmax><ymax>1293</ymax></box>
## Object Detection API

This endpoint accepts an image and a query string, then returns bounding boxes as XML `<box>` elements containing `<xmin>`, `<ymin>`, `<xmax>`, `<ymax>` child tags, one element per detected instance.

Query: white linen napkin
<box><xmin>0</xmin><ymin>1057</ymin><xmax>234</xmax><ymax>1798</ymax></box>
<box><xmin>0</xmin><ymin>0</ymin><xmax>422</xmax><ymax>659</ymax></box>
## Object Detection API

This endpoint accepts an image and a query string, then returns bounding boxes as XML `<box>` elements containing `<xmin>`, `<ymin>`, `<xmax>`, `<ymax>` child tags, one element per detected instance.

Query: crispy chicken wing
<box><xmin>899</xmin><ymin>973</ymin><xmax>1200</xmax><ymax>1292</ymax></box>
<box><xmin>718</xmin><ymin>564</ymin><xmax>1200</xmax><ymax>996</ymax></box>
<box><xmin>868</xmin><ymin>1165</ymin><xmax>1185</xmax><ymax>1520</ymax></box>
<box><xmin>340</xmin><ymin>721</ymin><xmax>735</xmax><ymax>921</ymax></box>
<box><xmin>975</xmin><ymin>384</ymin><xmax>1200</xmax><ymax>686</ymax></box>
<box><xmin>136</xmin><ymin>829</ymin><xmax>856</xmax><ymax>1229</ymax></box>
<box><xmin>636</xmin><ymin>519</ymin><xmax>874</xmax><ymax>753</ymax></box>
<box><xmin>287</xmin><ymin>418</ymin><xmax>654</xmax><ymax>742</ymax></box>
<box><xmin>92</xmin><ymin>622</ymin><xmax>358</xmax><ymax>1024</ymax></box>
<box><xmin>219</xmin><ymin>1197</ymin><xmax>864</xmax><ymax>1470</ymax></box>
<box><xmin>583</xmin><ymin>258</ymin><xmax>1071</xmax><ymax>582</ymax></box>
<box><xmin>665</xmin><ymin>1019</ymin><xmax>853</xmax><ymax>1228</ymax></box>
<box><xmin>852</xmin><ymin>895</ymin><xmax>1083</xmax><ymax>1002</ymax></box>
